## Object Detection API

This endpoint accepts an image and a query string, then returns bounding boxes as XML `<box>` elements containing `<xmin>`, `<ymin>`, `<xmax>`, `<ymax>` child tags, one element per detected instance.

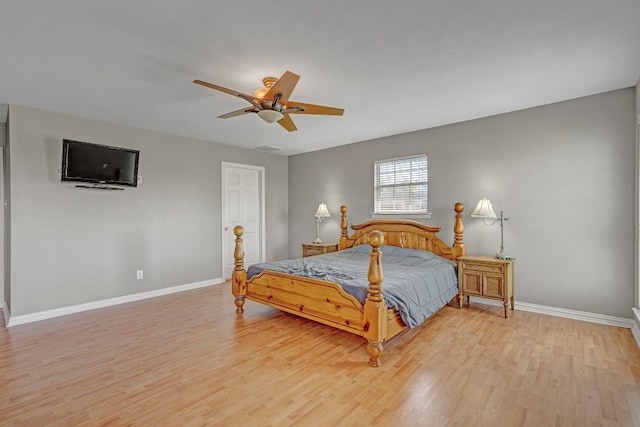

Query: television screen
<box><xmin>61</xmin><ymin>139</ymin><xmax>139</xmax><ymax>187</ymax></box>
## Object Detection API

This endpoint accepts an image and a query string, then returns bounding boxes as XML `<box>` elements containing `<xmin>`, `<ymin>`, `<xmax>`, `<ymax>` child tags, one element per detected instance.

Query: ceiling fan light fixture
<box><xmin>257</xmin><ymin>109</ymin><xmax>283</xmax><ymax>123</ymax></box>
<box><xmin>253</xmin><ymin>87</ymin><xmax>268</xmax><ymax>99</ymax></box>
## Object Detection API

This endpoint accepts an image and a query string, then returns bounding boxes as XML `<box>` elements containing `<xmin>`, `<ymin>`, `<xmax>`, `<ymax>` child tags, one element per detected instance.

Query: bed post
<box><xmin>363</xmin><ymin>230</ymin><xmax>387</xmax><ymax>367</ymax></box>
<box><xmin>232</xmin><ymin>225</ymin><xmax>247</xmax><ymax>313</ymax></box>
<box><xmin>339</xmin><ymin>205</ymin><xmax>349</xmax><ymax>249</ymax></box>
<box><xmin>452</xmin><ymin>203</ymin><xmax>465</xmax><ymax>259</ymax></box>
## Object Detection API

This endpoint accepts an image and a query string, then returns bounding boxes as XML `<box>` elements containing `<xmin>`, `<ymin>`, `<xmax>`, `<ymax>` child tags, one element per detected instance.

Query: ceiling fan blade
<box><xmin>217</xmin><ymin>107</ymin><xmax>258</xmax><ymax>119</ymax></box>
<box><xmin>285</xmin><ymin>101</ymin><xmax>344</xmax><ymax>116</ymax></box>
<box><xmin>193</xmin><ymin>79</ymin><xmax>260</xmax><ymax>107</ymax></box>
<box><xmin>277</xmin><ymin>114</ymin><xmax>298</xmax><ymax>132</ymax></box>
<box><xmin>264</xmin><ymin>71</ymin><xmax>300</xmax><ymax>105</ymax></box>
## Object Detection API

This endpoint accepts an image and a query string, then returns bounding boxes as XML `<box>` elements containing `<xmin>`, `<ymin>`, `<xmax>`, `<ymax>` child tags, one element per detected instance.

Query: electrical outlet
<box><xmin>136</xmin><ymin>270</ymin><xmax>143</xmax><ymax>280</ymax></box>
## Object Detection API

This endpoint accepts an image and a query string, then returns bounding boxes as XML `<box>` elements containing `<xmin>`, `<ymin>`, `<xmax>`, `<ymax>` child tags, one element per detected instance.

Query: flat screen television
<box><xmin>61</xmin><ymin>139</ymin><xmax>139</xmax><ymax>188</ymax></box>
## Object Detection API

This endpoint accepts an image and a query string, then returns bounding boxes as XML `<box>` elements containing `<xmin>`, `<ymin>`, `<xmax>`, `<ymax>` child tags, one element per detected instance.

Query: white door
<box><xmin>221</xmin><ymin>162</ymin><xmax>265</xmax><ymax>280</ymax></box>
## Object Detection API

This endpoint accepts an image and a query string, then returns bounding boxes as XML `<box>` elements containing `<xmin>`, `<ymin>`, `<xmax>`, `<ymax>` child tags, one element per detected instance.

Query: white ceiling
<box><xmin>1</xmin><ymin>1</ymin><xmax>639</xmax><ymax>156</ymax></box>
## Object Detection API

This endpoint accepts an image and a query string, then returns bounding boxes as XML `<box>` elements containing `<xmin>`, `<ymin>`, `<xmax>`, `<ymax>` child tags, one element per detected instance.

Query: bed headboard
<box><xmin>338</xmin><ymin>203</ymin><xmax>466</xmax><ymax>260</ymax></box>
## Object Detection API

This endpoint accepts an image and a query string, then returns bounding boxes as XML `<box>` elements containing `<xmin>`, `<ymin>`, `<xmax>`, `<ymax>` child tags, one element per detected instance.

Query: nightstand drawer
<box><xmin>302</xmin><ymin>243</ymin><xmax>338</xmax><ymax>257</ymax></box>
<box><xmin>460</xmin><ymin>261</ymin><xmax>504</xmax><ymax>274</ymax></box>
<box><xmin>305</xmin><ymin>246</ymin><xmax>326</xmax><ymax>256</ymax></box>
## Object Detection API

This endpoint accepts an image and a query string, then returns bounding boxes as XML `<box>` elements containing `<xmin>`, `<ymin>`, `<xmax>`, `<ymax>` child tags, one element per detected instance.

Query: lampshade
<box><xmin>471</xmin><ymin>197</ymin><xmax>497</xmax><ymax>219</ymax></box>
<box><xmin>257</xmin><ymin>109</ymin><xmax>284</xmax><ymax>123</ymax></box>
<box><xmin>315</xmin><ymin>202</ymin><xmax>330</xmax><ymax>218</ymax></box>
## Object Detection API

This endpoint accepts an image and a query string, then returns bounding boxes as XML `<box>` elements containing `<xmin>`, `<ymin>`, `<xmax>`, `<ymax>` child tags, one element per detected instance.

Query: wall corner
<box><xmin>632</xmin><ymin>307</ymin><xmax>640</xmax><ymax>350</ymax></box>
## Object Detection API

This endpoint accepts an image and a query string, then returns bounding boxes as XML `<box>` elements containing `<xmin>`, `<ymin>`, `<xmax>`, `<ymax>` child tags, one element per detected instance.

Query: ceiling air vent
<box><xmin>254</xmin><ymin>145</ymin><xmax>283</xmax><ymax>152</ymax></box>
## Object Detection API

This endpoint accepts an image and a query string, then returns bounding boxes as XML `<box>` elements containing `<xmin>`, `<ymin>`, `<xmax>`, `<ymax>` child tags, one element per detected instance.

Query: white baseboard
<box><xmin>6</xmin><ymin>278</ymin><xmax>224</xmax><ymax>327</ymax></box>
<box><xmin>468</xmin><ymin>296</ymin><xmax>634</xmax><ymax>328</ymax></box>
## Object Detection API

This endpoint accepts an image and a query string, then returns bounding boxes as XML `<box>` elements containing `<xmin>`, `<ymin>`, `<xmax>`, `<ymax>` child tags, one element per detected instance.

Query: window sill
<box><xmin>370</xmin><ymin>212</ymin><xmax>432</xmax><ymax>219</ymax></box>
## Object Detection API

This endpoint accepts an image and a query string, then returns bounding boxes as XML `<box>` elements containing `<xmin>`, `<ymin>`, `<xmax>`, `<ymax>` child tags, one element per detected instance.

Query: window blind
<box><xmin>374</xmin><ymin>154</ymin><xmax>428</xmax><ymax>213</ymax></box>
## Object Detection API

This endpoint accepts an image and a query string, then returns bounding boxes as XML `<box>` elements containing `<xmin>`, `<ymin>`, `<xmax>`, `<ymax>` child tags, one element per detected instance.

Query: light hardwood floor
<box><xmin>1</xmin><ymin>283</ymin><xmax>639</xmax><ymax>427</ymax></box>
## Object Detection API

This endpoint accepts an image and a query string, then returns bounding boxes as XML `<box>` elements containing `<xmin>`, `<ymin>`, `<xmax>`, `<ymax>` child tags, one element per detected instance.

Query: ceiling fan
<box><xmin>193</xmin><ymin>70</ymin><xmax>344</xmax><ymax>132</ymax></box>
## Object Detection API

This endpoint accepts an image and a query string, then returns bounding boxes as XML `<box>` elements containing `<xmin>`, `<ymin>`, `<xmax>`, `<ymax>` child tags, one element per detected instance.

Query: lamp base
<box><xmin>495</xmin><ymin>250</ymin><xmax>514</xmax><ymax>260</ymax></box>
<box><xmin>313</xmin><ymin>217</ymin><xmax>323</xmax><ymax>244</ymax></box>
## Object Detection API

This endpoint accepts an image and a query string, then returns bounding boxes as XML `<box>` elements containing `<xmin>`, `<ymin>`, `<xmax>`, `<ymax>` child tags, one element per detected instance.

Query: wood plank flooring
<box><xmin>1</xmin><ymin>283</ymin><xmax>639</xmax><ymax>426</ymax></box>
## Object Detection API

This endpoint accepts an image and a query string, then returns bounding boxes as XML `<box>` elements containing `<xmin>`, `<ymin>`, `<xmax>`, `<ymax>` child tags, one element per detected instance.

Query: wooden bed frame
<box><xmin>232</xmin><ymin>203</ymin><xmax>466</xmax><ymax>366</ymax></box>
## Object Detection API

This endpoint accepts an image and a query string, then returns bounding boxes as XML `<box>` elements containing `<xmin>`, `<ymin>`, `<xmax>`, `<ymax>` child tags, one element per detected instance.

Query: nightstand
<box><xmin>302</xmin><ymin>242</ymin><xmax>338</xmax><ymax>257</ymax></box>
<box><xmin>458</xmin><ymin>255</ymin><xmax>515</xmax><ymax>318</ymax></box>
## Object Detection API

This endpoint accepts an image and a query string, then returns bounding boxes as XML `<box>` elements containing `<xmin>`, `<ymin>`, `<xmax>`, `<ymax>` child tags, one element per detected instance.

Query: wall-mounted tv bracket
<box><xmin>75</xmin><ymin>184</ymin><xmax>124</xmax><ymax>191</ymax></box>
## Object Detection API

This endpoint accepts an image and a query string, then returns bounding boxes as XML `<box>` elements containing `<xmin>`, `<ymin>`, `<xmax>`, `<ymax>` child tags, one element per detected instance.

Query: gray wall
<box><xmin>6</xmin><ymin>105</ymin><xmax>289</xmax><ymax>317</ymax></box>
<box><xmin>289</xmin><ymin>88</ymin><xmax>636</xmax><ymax>319</ymax></box>
<box><xmin>636</xmin><ymin>79</ymin><xmax>640</xmax><ymax>310</ymax></box>
<box><xmin>0</xmin><ymin>123</ymin><xmax>5</xmax><ymax>308</ymax></box>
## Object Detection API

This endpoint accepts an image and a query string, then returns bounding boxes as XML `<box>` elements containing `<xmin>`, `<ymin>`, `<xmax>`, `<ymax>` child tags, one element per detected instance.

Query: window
<box><xmin>374</xmin><ymin>154</ymin><xmax>428</xmax><ymax>214</ymax></box>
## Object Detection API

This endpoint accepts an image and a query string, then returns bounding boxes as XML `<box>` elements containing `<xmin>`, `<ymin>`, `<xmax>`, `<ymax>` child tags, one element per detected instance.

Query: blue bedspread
<box><xmin>246</xmin><ymin>245</ymin><xmax>458</xmax><ymax>328</ymax></box>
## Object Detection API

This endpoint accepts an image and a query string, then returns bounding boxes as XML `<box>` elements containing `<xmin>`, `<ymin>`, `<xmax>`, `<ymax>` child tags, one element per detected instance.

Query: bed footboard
<box><xmin>232</xmin><ymin>226</ymin><xmax>390</xmax><ymax>367</ymax></box>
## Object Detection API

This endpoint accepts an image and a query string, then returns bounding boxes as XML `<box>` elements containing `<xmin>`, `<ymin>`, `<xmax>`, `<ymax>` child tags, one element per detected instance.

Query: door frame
<box><xmin>221</xmin><ymin>161</ymin><xmax>266</xmax><ymax>280</ymax></box>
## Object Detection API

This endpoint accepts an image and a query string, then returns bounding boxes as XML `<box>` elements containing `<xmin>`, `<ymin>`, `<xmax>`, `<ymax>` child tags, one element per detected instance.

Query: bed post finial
<box><xmin>339</xmin><ymin>205</ymin><xmax>348</xmax><ymax>249</ymax></box>
<box><xmin>340</xmin><ymin>205</ymin><xmax>348</xmax><ymax>238</ymax></box>
<box><xmin>364</xmin><ymin>230</ymin><xmax>387</xmax><ymax>367</ymax></box>
<box><xmin>453</xmin><ymin>203</ymin><xmax>465</xmax><ymax>259</ymax></box>
<box><xmin>232</xmin><ymin>225</ymin><xmax>247</xmax><ymax>313</ymax></box>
